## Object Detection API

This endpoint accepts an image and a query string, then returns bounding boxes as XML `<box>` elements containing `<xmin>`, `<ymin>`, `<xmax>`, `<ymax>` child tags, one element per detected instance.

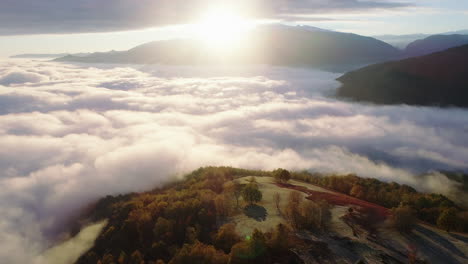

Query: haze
<box><xmin>1</xmin><ymin>1</ymin><xmax>467</xmax><ymax>263</ymax></box>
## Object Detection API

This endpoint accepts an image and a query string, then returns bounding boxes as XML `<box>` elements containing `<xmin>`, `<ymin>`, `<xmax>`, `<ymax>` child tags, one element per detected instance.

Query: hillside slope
<box><xmin>69</xmin><ymin>167</ymin><xmax>468</xmax><ymax>264</ymax></box>
<box><xmin>337</xmin><ymin>44</ymin><xmax>468</xmax><ymax>107</ymax></box>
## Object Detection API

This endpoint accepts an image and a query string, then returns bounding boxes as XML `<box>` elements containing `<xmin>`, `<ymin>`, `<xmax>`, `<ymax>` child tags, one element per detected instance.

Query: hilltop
<box><xmin>65</xmin><ymin>167</ymin><xmax>468</xmax><ymax>264</ymax></box>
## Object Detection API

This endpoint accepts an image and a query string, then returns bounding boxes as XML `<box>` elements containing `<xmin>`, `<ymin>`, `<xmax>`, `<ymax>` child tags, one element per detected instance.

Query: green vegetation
<box><xmin>242</xmin><ymin>182</ymin><xmax>262</xmax><ymax>205</ymax></box>
<box><xmin>273</xmin><ymin>169</ymin><xmax>291</xmax><ymax>184</ymax></box>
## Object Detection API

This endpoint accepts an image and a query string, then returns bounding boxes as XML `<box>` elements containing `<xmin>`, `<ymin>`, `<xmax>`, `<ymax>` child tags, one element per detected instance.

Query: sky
<box><xmin>0</xmin><ymin>0</ymin><xmax>467</xmax><ymax>57</ymax></box>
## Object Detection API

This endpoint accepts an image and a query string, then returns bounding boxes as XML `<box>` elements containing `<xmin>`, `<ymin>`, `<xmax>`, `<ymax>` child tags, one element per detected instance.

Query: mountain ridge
<box><xmin>54</xmin><ymin>25</ymin><xmax>400</xmax><ymax>72</ymax></box>
<box><xmin>404</xmin><ymin>34</ymin><xmax>468</xmax><ymax>57</ymax></box>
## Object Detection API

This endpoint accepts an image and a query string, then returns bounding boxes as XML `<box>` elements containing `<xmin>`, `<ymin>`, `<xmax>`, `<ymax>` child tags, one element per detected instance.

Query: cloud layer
<box><xmin>0</xmin><ymin>0</ymin><xmax>411</xmax><ymax>35</ymax></box>
<box><xmin>0</xmin><ymin>59</ymin><xmax>467</xmax><ymax>263</ymax></box>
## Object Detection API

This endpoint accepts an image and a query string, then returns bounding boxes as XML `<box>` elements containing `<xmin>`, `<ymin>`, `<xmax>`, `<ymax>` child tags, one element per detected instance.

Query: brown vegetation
<box><xmin>283</xmin><ymin>191</ymin><xmax>331</xmax><ymax>231</ymax></box>
<box><xmin>75</xmin><ymin>167</ymin><xmax>467</xmax><ymax>264</ymax></box>
<box><xmin>290</xmin><ymin>171</ymin><xmax>468</xmax><ymax>232</ymax></box>
<box><xmin>391</xmin><ymin>205</ymin><xmax>417</xmax><ymax>232</ymax></box>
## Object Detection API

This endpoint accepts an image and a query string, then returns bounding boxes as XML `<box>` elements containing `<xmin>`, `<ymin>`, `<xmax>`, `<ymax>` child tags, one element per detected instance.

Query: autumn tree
<box><xmin>249</xmin><ymin>229</ymin><xmax>267</xmax><ymax>258</ymax></box>
<box><xmin>232</xmin><ymin>182</ymin><xmax>243</xmax><ymax>208</ymax></box>
<box><xmin>229</xmin><ymin>242</ymin><xmax>250</xmax><ymax>264</ymax></box>
<box><xmin>283</xmin><ymin>191</ymin><xmax>302</xmax><ymax>229</ymax></box>
<box><xmin>391</xmin><ymin>205</ymin><xmax>417</xmax><ymax>232</ymax></box>
<box><xmin>230</xmin><ymin>229</ymin><xmax>267</xmax><ymax>264</ymax></box>
<box><xmin>301</xmin><ymin>200</ymin><xmax>331</xmax><ymax>230</ymax></box>
<box><xmin>224</xmin><ymin>181</ymin><xmax>243</xmax><ymax>209</ymax></box>
<box><xmin>101</xmin><ymin>254</ymin><xmax>115</xmax><ymax>264</ymax></box>
<box><xmin>117</xmin><ymin>251</ymin><xmax>127</xmax><ymax>264</ymax></box>
<box><xmin>215</xmin><ymin>194</ymin><xmax>233</xmax><ymax>220</ymax></box>
<box><xmin>273</xmin><ymin>168</ymin><xmax>291</xmax><ymax>184</ymax></box>
<box><xmin>273</xmin><ymin>192</ymin><xmax>281</xmax><ymax>215</ymax></box>
<box><xmin>437</xmin><ymin>208</ymin><xmax>458</xmax><ymax>232</ymax></box>
<box><xmin>204</xmin><ymin>169</ymin><xmax>227</xmax><ymax>193</ymax></box>
<box><xmin>169</xmin><ymin>242</ymin><xmax>228</xmax><ymax>264</ymax></box>
<box><xmin>129</xmin><ymin>250</ymin><xmax>144</xmax><ymax>264</ymax></box>
<box><xmin>185</xmin><ymin>226</ymin><xmax>198</xmax><ymax>244</ymax></box>
<box><xmin>153</xmin><ymin>217</ymin><xmax>174</xmax><ymax>242</ymax></box>
<box><xmin>349</xmin><ymin>184</ymin><xmax>365</xmax><ymax>199</ymax></box>
<box><xmin>456</xmin><ymin>211</ymin><xmax>468</xmax><ymax>232</ymax></box>
<box><xmin>268</xmin><ymin>223</ymin><xmax>291</xmax><ymax>252</ymax></box>
<box><xmin>284</xmin><ymin>191</ymin><xmax>331</xmax><ymax>230</ymax></box>
<box><xmin>213</xmin><ymin>223</ymin><xmax>241</xmax><ymax>253</ymax></box>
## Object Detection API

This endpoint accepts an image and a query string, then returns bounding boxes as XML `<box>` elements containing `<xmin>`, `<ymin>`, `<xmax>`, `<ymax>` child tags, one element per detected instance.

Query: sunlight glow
<box><xmin>193</xmin><ymin>7</ymin><xmax>255</xmax><ymax>47</ymax></box>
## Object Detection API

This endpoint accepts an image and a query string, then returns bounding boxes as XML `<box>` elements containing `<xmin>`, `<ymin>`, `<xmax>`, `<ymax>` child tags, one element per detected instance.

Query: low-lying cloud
<box><xmin>0</xmin><ymin>59</ymin><xmax>467</xmax><ymax>263</ymax></box>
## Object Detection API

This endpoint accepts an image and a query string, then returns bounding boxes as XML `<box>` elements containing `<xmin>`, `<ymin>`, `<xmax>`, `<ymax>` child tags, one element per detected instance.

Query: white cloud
<box><xmin>39</xmin><ymin>220</ymin><xmax>108</xmax><ymax>264</ymax></box>
<box><xmin>0</xmin><ymin>59</ymin><xmax>467</xmax><ymax>263</ymax></box>
<box><xmin>0</xmin><ymin>71</ymin><xmax>48</xmax><ymax>86</ymax></box>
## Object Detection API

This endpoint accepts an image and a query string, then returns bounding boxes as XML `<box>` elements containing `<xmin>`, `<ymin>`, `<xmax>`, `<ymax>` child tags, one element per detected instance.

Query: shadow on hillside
<box><xmin>244</xmin><ymin>204</ymin><xmax>267</xmax><ymax>222</ymax></box>
<box><xmin>450</xmin><ymin>233</ymin><xmax>468</xmax><ymax>243</ymax></box>
<box><xmin>402</xmin><ymin>225</ymin><xmax>467</xmax><ymax>263</ymax></box>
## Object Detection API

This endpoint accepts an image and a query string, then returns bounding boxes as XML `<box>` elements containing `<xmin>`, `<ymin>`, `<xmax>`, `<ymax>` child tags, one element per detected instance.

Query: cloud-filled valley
<box><xmin>0</xmin><ymin>59</ymin><xmax>468</xmax><ymax>263</ymax></box>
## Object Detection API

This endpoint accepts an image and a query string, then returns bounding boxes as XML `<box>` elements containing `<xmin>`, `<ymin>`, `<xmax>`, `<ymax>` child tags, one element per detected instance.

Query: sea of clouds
<box><xmin>0</xmin><ymin>59</ymin><xmax>467</xmax><ymax>263</ymax></box>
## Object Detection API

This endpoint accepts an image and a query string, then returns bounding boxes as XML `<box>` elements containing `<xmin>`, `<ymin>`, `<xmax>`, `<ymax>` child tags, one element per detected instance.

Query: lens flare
<box><xmin>193</xmin><ymin>7</ymin><xmax>255</xmax><ymax>47</ymax></box>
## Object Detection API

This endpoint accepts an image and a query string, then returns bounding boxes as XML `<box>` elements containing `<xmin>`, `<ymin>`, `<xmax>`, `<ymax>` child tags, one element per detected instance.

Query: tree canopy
<box><xmin>242</xmin><ymin>183</ymin><xmax>262</xmax><ymax>205</ymax></box>
<box><xmin>273</xmin><ymin>168</ymin><xmax>291</xmax><ymax>184</ymax></box>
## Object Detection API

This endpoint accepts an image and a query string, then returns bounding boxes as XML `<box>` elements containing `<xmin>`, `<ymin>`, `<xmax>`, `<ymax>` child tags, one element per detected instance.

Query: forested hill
<box><xmin>336</xmin><ymin>44</ymin><xmax>468</xmax><ymax>107</ymax></box>
<box><xmin>73</xmin><ymin>167</ymin><xmax>468</xmax><ymax>264</ymax></box>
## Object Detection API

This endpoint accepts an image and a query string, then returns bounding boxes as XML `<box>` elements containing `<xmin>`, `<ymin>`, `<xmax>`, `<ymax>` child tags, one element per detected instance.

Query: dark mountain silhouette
<box><xmin>404</xmin><ymin>34</ymin><xmax>468</xmax><ymax>57</ymax></box>
<box><xmin>337</xmin><ymin>44</ymin><xmax>468</xmax><ymax>107</ymax></box>
<box><xmin>55</xmin><ymin>25</ymin><xmax>400</xmax><ymax>72</ymax></box>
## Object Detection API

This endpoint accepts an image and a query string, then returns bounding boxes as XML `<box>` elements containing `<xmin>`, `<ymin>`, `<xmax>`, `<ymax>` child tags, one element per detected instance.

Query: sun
<box><xmin>193</xmin><ymin>8</ymin><xmax>255</xmax><ymax>47</ymax></box>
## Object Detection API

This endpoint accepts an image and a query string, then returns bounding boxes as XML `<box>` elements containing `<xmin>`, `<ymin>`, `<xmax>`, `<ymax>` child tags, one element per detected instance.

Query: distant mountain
<box><xmin>337</xmin><ymin>44</ymin><xmax>468</xmax><ymax>107</ymax></box>
<box><xmin>404</xmin><ymin>34</ymin><xmax>468</xmax><ymax>57</ymax></box>
<box><xmin>11</xmin><ymin>53</ymin><xmax>70</xmax><ymax>59</ymax></box>
<box><xmin>55</xmin><ymin>25</ymin><xmax>400</xmax><ymax>72</ymax></box>
<box><xmin>294</xmin><ymin>25</ymin><xmax>332</xmax><ymax>33</ymax></box>
<box><xmin>11</xmin><ymin>53</ymin><xmax>91</xmax><ymax>59</ymax></box>
<box><xmin>374</xmin><ymin>29</ymin><xmax>468</xmax><ymax>49</ymax></box>
<box><xmin>373</xmin><ymin>34</ymin><xmax>429</xmax><ymax>49</ymax></box>
<box><xmin>444</xmin><ymin>29</ymin><xmax>468</xmax><ymax>35</ymax></box>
